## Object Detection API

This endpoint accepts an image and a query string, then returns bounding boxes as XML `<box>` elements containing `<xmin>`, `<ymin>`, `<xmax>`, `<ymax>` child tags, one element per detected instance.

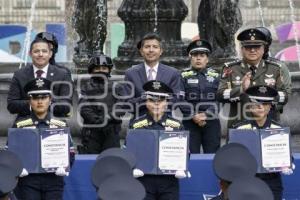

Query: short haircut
<box><xmin>29</xmin><ymin>38</ymin><xmax>51</xmax><ymax>52</ymax></box>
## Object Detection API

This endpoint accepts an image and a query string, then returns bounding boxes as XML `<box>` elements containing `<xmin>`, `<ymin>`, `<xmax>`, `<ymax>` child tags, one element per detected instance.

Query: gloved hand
<box><xmin>20</xmin><ymin>168</ymin><xmax>29</xmax><ymax>177</ymax></box>
<box><xmin>55</xmin><ymin>167</ymin><xmax>69</xmax><ymax>176</ymax></box>
<box><xmin>281</xmin><ymin>163</ymin><xmax>295</xmax><ymax>175</ymax></box>
<box><xmin>175</xmin><ymin>170</ymin><xmax>191</xmax><ymax>179</ymax></box>
<box><xmin>133</xmin><ymin>168</ymin><xmax>144</xmax><ymax>178</ymax></box>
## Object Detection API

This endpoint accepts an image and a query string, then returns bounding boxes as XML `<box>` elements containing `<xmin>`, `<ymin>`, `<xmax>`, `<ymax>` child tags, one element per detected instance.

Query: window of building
<box><xmin>13</xmin><ymin>0</ymin><xmax>59</xmax><ymax>9</ymax></box>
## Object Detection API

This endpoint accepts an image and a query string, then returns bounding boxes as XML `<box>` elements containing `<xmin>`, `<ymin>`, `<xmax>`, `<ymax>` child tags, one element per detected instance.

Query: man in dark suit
<box><xmin>7</xmin><ymin>38</ymin><xmax>73</xmax><ymax>119</ymax></box>
<box><xmin>123</xmin><ymin>33</ymin><xmax>181</xmax><ymax>119</ymax></box>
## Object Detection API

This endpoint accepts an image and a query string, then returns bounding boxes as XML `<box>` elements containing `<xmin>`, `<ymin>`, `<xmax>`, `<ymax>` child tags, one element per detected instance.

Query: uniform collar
<box><xmin>250</xmin><ymin>116</ymin><xmax>271</xmax><ymax>129</ymax></box>
<box><xmin>30</xmin><ymin>112</ymin><xmax>51</xmax><ymax>125</ymax></box>
<box><xmin>146</xmin><ymin>112</ymin><xmax>168</xmax><ymax>125</ymax></box>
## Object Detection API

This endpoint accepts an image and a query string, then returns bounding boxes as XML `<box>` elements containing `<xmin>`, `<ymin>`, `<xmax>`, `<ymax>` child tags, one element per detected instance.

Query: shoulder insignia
<box><xmin>265</xmin><ymin>58</ymin><xmax>281</xmax><ymax>68</ymax></box>
<box><xmin>236</xmin><ymin>124</ymin><xmax>252</xmax><ymax>130</ymax></box>
<box><xmin>224</xmin><ymin>59</ymin><xmax>242</xmax><ymax>68</ymax></box>
<box><xmin>165</xmin><ymin>119</ymin><xmax>180</xmax><ymax>128</ymax></box>
<box><xmin>50</xmin><ymin>119</ymin><xmax>66</xmax><ymax>127</ymax></box>
<box><xmin>16</xmin><ymin>119</ymin><xmax>33</xmax><ymax>128</ymax></box>
<box><xmin>270</xmin><ymin>120</ymin><xmax>282</xmax><ymax>128</ymax></box>
<box><xmin>181</xmin><ymin>70</ymin><xmax>195</xmax><ymax>78</ymax></box>
<box><xmin>132</xmin><ymin>119</ymin><xmax>148</xmax><ymax>129</ymax></box>
<box><xmin>207</xmin><ymin>68</ymin><xmax>219</xmax><ymax>77</ymax></box>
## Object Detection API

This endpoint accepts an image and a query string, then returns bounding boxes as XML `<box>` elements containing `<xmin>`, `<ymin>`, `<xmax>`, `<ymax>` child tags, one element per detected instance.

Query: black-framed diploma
<box><xmin>126</xmin><ymin>129</ymin><xmax>189</xmax><ymax>175</ymax></box>
<box><xmin>229</xmin><ymin>127</ymin><xmax>291</xmax><ymax>173</ymax></box>
<box><xmin>8</xmin><ymin>128</ymin><xmax>70</xmax><ymax>173</ymax></box>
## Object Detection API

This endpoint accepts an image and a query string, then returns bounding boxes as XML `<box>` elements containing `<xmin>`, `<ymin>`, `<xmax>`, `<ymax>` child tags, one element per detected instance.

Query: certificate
<box><xmin>261</xmin><ymin>129</ymin><xmax>291</xmax><ymax>170</ymax></box>
<box><xmin>41</xmin><ymin>128</ymin><xmax>70</xmax><ymax>172</ymax></box>
<box><xmin>158</xmin><ymin>132</ymin><xmax>188</xmax><ymax>173</ymax></box>
<box><xmin>126</xmin><ymin>129</ymin><xmax>189</xmax><ymax>175</ymax></box>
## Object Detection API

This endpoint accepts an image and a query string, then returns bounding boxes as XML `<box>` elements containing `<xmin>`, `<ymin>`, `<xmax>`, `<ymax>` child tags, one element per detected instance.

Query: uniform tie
<box><xmin>147</xmin><ymin>68</ymin><xmax>155</xmax><ymax>81</ymax></box>
<box><xmin>250</xmin><ymin>65</ymin><xmax>256</xmax><ymax>77</ymax></box>
<box><xmin>36</xmin><ymin>70</ymin><xmax>44</xmax><ymax>78</ymax></box>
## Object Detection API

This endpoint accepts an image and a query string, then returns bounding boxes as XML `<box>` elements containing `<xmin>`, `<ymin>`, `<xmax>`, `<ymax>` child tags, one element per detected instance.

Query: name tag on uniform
<box><xmin>187</xmin><ymin>79</ymin><xmax>198</xmax><ymax>84</ymax></box>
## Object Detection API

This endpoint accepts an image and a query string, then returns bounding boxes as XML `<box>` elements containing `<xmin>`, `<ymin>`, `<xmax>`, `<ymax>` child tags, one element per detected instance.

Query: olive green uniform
<box><xmin>217</xmin><ymin>58</ymin><xmax>290</xmax><ymax>129</ymax></box>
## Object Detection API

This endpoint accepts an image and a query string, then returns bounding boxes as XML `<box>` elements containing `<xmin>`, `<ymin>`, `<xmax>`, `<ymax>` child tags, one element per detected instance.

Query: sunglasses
<box><xmin>243</xmin><ymin>45</ymin><xmax>263</xmax><ymax>50</ymax></box>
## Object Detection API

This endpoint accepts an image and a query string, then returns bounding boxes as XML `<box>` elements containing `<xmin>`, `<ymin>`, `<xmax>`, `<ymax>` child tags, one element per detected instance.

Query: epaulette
<box><xmin>16</xmin><ymin>118</ymin><xmax>34</xmax><ymax>128</ymax></box>
<box><xmin>270</xmin><ymin>120</ymin><xmax>282</xmax><ymax>128</ymax></box>
<box><xmin>132</xmin><ymin>119</ymin><xmax>149</xmax><ymax>129</ymax></box>
<box><xmin>50</xmin><ymin>119</ymin><xmax>66</xmax><ymax>127</ymax></box>
<box><xmin>165</xmin><ymin>119</ymin><xmax>181</xmax><ymax>128</ymax></box>
<box><xmin>232</xmin><ymin>121</ymin><xmax>251</xmax><ymax>129</ymax></box>
<box><xmin>206</xmin><ymin>68</ymin><xmax>219</xmax><ymax>77</ymax></box>
<box><xmin>224</xmin><ymin>59</ymin><xmax>242</xmax><ymax>68</ymax></box>
<box><xmin>181</xmin><ymin>69</ymin><xmax>195</xmax><ymax>78</ymax></box>
<box><xmin>265</xmin><ymin>58</ymin><xmax>281</xmax><ymax>68</ymax></box>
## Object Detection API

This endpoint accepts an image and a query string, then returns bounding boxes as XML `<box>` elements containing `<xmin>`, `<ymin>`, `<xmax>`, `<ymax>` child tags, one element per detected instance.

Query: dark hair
<box><xmin>29</xmin><ymin>38</ymin><xmax>52</xmax><ymax>52</ymax></box>
<box><xmin>137</xmin><ymin>33</ymin><xmax>162</xmax><ymax>49</ymax></box>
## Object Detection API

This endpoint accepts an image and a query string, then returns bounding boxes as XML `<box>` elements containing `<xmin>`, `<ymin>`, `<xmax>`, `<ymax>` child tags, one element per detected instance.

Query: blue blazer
<box><xmin>123</xmin><ymin>63</ymin><xmax>181</xmax><ymax>116</ymax></box>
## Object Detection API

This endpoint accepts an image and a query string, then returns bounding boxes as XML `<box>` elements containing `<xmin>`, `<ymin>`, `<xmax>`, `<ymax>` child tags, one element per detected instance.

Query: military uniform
<box><xmin>13</xmin><ymin>113</ymin><xmax>74</xmax><ymax>200</ymax></box>
<box><xmin>180</xmin><ymin>67</ymin><xmax>221</xmax><ymax>153</ymax></box>
<box><xmin>130</xmin><ymin>113</ymin><xmax>184</xmax><ymax>200</ymax></box>
<box><xmin>217</xmin><ymin>58</ymin><xmax>288</xmax><ymax>128</ymax></box>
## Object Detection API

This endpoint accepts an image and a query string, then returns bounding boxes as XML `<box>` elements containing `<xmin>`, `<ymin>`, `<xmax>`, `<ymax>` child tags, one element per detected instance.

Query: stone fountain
<box><xmin>113</xmin><ymin>0</ymin><xmax>190</xmax><ymax>74</ymax></box>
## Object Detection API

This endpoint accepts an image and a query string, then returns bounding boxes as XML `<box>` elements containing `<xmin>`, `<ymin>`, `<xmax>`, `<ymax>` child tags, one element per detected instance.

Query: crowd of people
<box><xmin>0</xmin><ymin>26</ymin><xmax>294</xmax><ymax>200</ymax></box>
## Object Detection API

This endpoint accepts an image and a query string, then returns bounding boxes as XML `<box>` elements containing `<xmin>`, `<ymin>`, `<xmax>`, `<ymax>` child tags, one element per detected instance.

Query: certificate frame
<box><xmin>229</xmin><ymin>127</ymin><xmax>291</xmax><ymax>173</ymax></box>
<box><xmin>126</xmin><ymin>129</ymin><xmax>189</xmax><ymax>175</ymax></box>
<box><xmin>8</xmin><ymin>127</ymin><xmax>71</xmax><ymax>173</ymax></box>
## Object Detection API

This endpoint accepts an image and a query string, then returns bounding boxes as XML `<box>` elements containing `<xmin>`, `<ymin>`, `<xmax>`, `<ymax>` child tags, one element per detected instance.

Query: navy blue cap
<box><xmin>0</xmin><ymin>165</ymin><xmax>18</xmax><ymax>197</ymax></box>
<box><xmin>237</xmin><ymin>28</ymin><xmax>268</xmax><ymax>46</ymax></box>
<box><xmin>0</xmin><ymin>150</ymin><xmax>23</xmax><ymax>177</ymax></box>
<box><xmin>228</xmin><ymin>176</ymin><xmax>274</xmax><ymax>200</ymax></box>
<box><xmin>91</xmin><ymin>156</ymin><xmax>132</xmax><ymax>188</ymax></box>
<box><xmin>143</xmin><ymin>80</ymin><xmax>173</xmax><ymax>99</ymax></box>
<box><xmin>213</xmin><ymin>143</ymin><xmax>257</xmax><ymax>182</ymax></box>
<box><xmin>97</xmin><ymin>174</ymin><xmax>146</xmax><ymax>200</ymax></box>
<box><xmin>24</xmin><ymin>78</ymin><xmax>52</xmax><ymax>96</ymax></box>
<box><xmin>187</xmin><ymin>39</ymin><xmax>212</xmax><ymax>55</ymax></box>
<box><xmin>97</xmin><ymin>148</ymin><xmax>136</xmax><ymax>169</ymax></box>
<box><xmin>137</xmin><ymin>32</ymin><xmax>162</xmax><ymax>49</ymax></box>
<box><xmin>245</xmin><ymin>85</ymin><xmax>278</xmax><ymax>103</ymax></box>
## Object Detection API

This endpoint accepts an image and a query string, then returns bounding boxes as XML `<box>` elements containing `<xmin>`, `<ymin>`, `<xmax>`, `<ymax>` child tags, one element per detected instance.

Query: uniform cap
<box><xmin>97</xmin><ymin>174</ymin><xmax>146</xmax><ymax>200</ymax></box>
<box><xmin>96</xmin><ymin>148</ymin><xmax>137</xmax><ymax>169</ymax></box>
<box><xmin>88</xmin><ymin>54</ymin><xmax>113</xmax><ymax>73</ymax></box>
<box><xmin>0</xmin><ymin>150</ymin><xmax>23</xmax><ymax>177</ymax></box>
<box><xmin>137</xmin><ymin>32</ymin><xmax>162</xmax><ymax>49</ymax></box>
<box><xmin>143</xmin><ymin>80</ymin><xmax>173</xmax><ymax>100</ymax></box>
<box><xmin>91</xmin><ymin>156</ymin><xmax>132</xmax><ymax>188</ymax></box>
<box><xmin>245</xmin><ymin>85</ymin><xmax>278</xmax><ymax>103</ymax></box>
<box><xmin>228</xmin><ymin>176</ymin><xmax>274</xmax><ymax>200</ymax></box>
<box><xmin>0</xmin><ymin>165</ymin><xmax>18</xmax><ymax>197</ymax></box>
<box><xmin>23</xmin><ymin>78</ymin><xmax>52</xmax><ymax>96</ymax></box>
<box><xmin>213</xmin><ymin>143</ymin><xmax>257</xmax><ymax>182</ymax></box>
<box><xmin>237</xmin><ymin>28</ymin><xmax>268</xmax><ymax>47</ymax></box>
<box><xmin>187</xmin><ymin>39</ymin><xmax>212</xmax><ymax>55</ymax></box>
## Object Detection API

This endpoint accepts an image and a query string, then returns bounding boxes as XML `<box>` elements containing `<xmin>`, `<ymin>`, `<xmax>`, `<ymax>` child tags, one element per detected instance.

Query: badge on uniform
<box><xmin>187</xmin><ymin>79</ymin><xmax>199</xmax><ymax>84</ymax></box>
<box><xmin>232</xmin><ymin>76</ymin><xmax>241</xmax><ymax>85</ymax></box>
<box><xmin>206</xmin><ymin>76</ymin><xmax>215</xmax><ymax>83</ymax></box>
<box><xmin>264</xmin><ymin>74</ymin><xmax>275</xmax><ymax>86</ymax></box>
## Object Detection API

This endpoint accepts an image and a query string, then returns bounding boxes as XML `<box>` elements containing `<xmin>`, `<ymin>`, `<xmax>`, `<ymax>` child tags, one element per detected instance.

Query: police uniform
<box><xmin>217</xmin><ymin>28</ymin><xmax>288</xmax><ymax>128</ymax></box>
<box><xmin>232</xmin><ymin>85</ymin><xmax>284</xmax><ymax>200</ymax></box>
<box><xmin>12</xmin><ymin>78</ymin><xmax>74</xmax><ymax>200</ymax></box>
<box><xmin>211</xmin><ymin>143</ymin><xmax>258</xmax><ymax>200</ymax></box>
<box><xmin>78</xmin><ymin>54</ymin><xmax>121</xmax><ymax>154</ymax></box>
<box><xmin>129</xmin><ymin>81</ymin><xmax>184</xmax><ymax>200</ymax></box>
<box><xmin>180</xmin><ymin>39</ymin><xmax>221</xmax><ymax>153</ymax></box>
<box><xmin>0</xmin><ymin>150</ymin><xmax>24</xmax><ymax>200</ymax></box>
